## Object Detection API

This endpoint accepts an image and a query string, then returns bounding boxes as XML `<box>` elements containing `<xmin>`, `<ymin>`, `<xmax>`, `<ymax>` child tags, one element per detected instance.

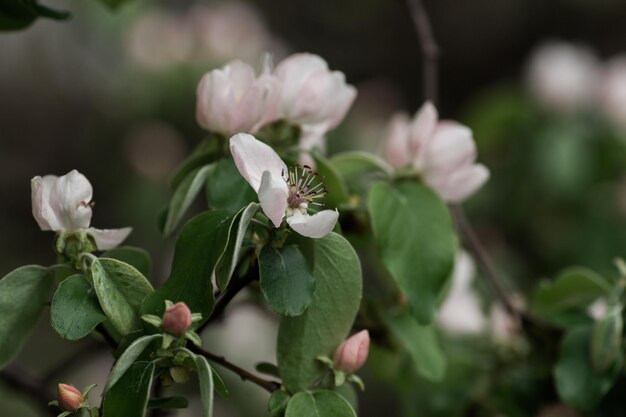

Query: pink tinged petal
<box><xmin>299</xmin><ymin>123</ymin><xmax>328</xmax><ymax>167</ymax></box>
<box><xmin>383</xmin><ymin>113</ymin><xmax>412</xmax><ymax>168</ymax></box>
<box><xmin>48</xmin><ymin>170</ymin><xmax>93</xmax><ymax>232</ymax></box>
<box><xmin>87</xmin><ymin>227</ymin><xmax>132</xmax><ymax>250</ymax></box>
<box><xmin>425</xmin><ymin>163</ymin><xmax>490</xmax><ymax>203</ymax></box>
<box><xmin>423</xmin><ymin>122</ymin><xmax>476</xmax><ymax>174</ymax></box>
<box><xmin>333</xmin><ymin>330</ymin><xmax>370</xmax><ymax>374</ymax></box>
<box><xmin>31</xmin><ymin>175</ymin><xmax>62</xmax><ymax>231</ymax></box>
<box><xmin>409</xmin><ymin>101</ymin><xmax>439</xmax><ymax>168</ymax></box>
<box><xmin>258</xmin><ymin>171</ymin><xmax>289</xmax><ymax>227</ymax></box>
<box><xmin>275</xmin><ymin>53</ymin><xmax>329</xmax><ymax>112</ymax></box>
<box><xmin>229</xmin><ymin>133</ymin><xmax>288</xmax><ymax>192</ymax></box>
<box><xmin>285</xmin><ymin>209</ymin><xmax>338</xmax><ymax>239</ymax></box>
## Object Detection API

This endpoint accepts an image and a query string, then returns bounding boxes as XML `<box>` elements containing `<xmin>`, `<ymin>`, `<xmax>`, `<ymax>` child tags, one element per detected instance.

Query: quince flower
<box><xmin>333</xmin><ymin>330</ymin><xmax>370</xmax><ymax>374</ymax></box>
<box><xmin>230</xmin><ymin>133</ymin><xmax>338</xmax><ymax>238</ymax></box>
<box><xmin>383</xmin><ymin>101</ymin><xmax>489</xmax><ymax>203</ymax></box>
<box><xmin>274</xmin><ymin>53</ymin><xmax>357</xmax><ymax>132</ymax></box>
<box><xmin>31</xmin><ymin>170</ymin><xmax>131</xmax><ymax>250</ymax></box>
<box><xmin>196</xmin><ymin>59</ymin><xmax>279</xmax><ymax>136</ymax></box>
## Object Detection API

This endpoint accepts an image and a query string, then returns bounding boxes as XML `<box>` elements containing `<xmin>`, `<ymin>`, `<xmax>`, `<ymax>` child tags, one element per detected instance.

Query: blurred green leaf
<box><xmin>90</xmin><ymin>258</ymin><xmax>154</xmax><ymax>336</ymax></box>
<box><xmin>205</xmin><ymin>158</ymin><xmax>257</xmax><ymax>211</ymax></box>
<box><xmin>105</xmin><ymin>334</ymin><xmax>162</xmax><ymax>392</ymax></box>
<box><xmin>0</xmin><ymin>265</ymin><xmax>53</xmax><ymax>369</ymax></box>
<box><xmin>142</xmin><ymin>210</ymin><xmax>232</xmax><ymax>325</ymax></box>
<box><xmin>191</xmin><ymin>353</ymin><xmax>214</xmax><ymax>417</ymax></box>
<box><xmin>260</xmin><ymin>245</ymin><xmax>315</xmax><ymax>317</ymax></box>
<box><xmin>256</xmin><ymin>362</ymin><xmax>281</xmax><ymax>378</ymax></box>
<box><xmin>50</xmin><ymin>274</ymin><xmax>106</xmax><ymax>341</ymax></box>
<box><xmin>277</xmin><ymin>233</ymin><xmax>362</xmax><ymax>392</ymax></box>
<box><xmin>215</xmin><ymin>203</ymin><xmax>258</xmax><ymax>291</ymax></box>
<box><xmin>285</xmin><ymin>391</ymin><xmax>356</xmax><ymax>417</ymax></box>
<box><xmin>384</xmin><ymin>309</ymin><xmax>446</xmax><ymax>381</ymax></box>
<box><xmin>312</xmin><ymin>150</ymin><xmax>349</xmax><ymax>207</ymax></box>
<box><xmin>211</xmin><ymin>367</ymin><xmax>229</xmax><ymax>399</ymax></box>
<box><xmin>591</xmin><ymin>304</ymin><xmax>623</xmax><ymax>372</ymax></box>
<box><xmin>164</xmin><ymin>165</ymin><xmax>213</xmax><ymax>237</ymax></box>
<box><xmin>97</xmin><ymin>0</ymin><xmax>133</xmax><ymax>10</ymax></box>
<box><xmin>147</xmin><ymin>396</ymin><xmax>189</xmax><ymax>409</ymax></box>
<box><xmin>103</xmin><ymin>246</ymin><xmax>152</xmax><ymax>278</ymax></box>
<box><xmin>368</xmin><ymin>181</ymin><xmax>457</xmax><ymax>324</ymax></box>
<box><xmin>269</xmin><ymin>390</ymin><xmax>290</xmax><ymax>417</ymax></box>
<box><xmin>171</xmin><ymin>136</ymin><xmax>221</xmax><ymax>189</ymax></box>
<box><xmin>554</xmin><ymin>326</ymin><xmax>623</xmax><ymax>411</ymax></box>
<box><xmin>531</xmin><ymin>267</ymin><xmax>612</xmax><ymax>327</ymax></box>
<box><xmin>330</xmin><ymin>151</ymin><xmax>393</xmax><ymax>178</ymax></box>
<box><xmin>103</xmin><ymin>361</ymin><xmax>155</xmax><ymax>417</ymax></box>
<box><xmin>0</xmin><ymin>0</ymin><xmax>70</xmax><ymax>31</ymax></box>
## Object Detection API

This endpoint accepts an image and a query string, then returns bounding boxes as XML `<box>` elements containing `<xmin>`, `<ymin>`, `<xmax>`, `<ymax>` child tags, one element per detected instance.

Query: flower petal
<box><xmin>423</xmin><ymin>122</ymin><xmax>475</xmax><ymax>174</ymax></box>
<box><xmin>409</xmin><ymin>101</ymin><xmax>438</xmax><ymax>169</ymax></box>
<box><xmin>230</xmin><ymin>133</ymin><xmax>288</xmax><ymax>192</ymax></box>
<box><xmin>425</xmin><ymin>163</ymin><xmax>490</xmax><ymax>203</ymax></box>
<box><xmin>31</xmin><ymin>175</ymin><xmax>62</xmax><ymax>231</ymax></box>
<box><xmin>286</xmin><ymin>209</ymin><xmax>338</xmax><ymax>239</ymax></box>
<box><xmin>258</xmin><ymin>170</ymin><xmax>289</xmax><ymax>227</ymax></box>
<box><xmin>383</xmin><ymin>113</ymin><xmax>411</xmax><ymax>169</ymax></box>
<box><xmin>87</xmin><ymin>227</ymin><xmax>132</xmax><ymax>250</ymax></box>
<box><xmin>50</xmin><ymin>170</ymin><xmax>94</xmax><ymax>232</ymax></box>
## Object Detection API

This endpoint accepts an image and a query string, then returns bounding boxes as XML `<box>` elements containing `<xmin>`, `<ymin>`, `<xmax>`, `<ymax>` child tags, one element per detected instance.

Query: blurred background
<box><xmin>2</xmin><ymin>0</ymin><xmax>626</xmax><ymax>416</ymax></box>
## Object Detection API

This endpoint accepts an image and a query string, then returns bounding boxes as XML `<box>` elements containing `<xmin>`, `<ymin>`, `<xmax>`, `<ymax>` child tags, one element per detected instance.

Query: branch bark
<box><xmin>406</xmin><ymin>0</ymin><xmax>440</xmax><ymax>104</ymax></box>
<box><xmin>0</xmin><ymin>365</ymin><xmax>57</xmax><ymax>417</ymax></box>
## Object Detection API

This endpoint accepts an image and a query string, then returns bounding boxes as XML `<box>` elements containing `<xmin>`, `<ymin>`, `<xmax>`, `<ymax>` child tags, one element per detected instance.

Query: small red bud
<box><xmin>57</xmin><ymin>383</ymin><xmax>83</xmax><ymax>412</ymax></box>
<box><xmin>333</xmin><ymin>330</ymin><xmax>370</xmax><ymax>374</ymax></box>
<box><xmin>162</xmin><ymin>302</ymin><xmax>192</xmax><ymax>337</ymax></box>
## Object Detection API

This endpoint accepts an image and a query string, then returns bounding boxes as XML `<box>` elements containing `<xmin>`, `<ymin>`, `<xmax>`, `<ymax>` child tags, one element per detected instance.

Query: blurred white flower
<box><xmin>490</xmin><ymin>295</ymin><xmax>524</xmax><ymax>344</ymax></box>
<box><xmin>598</xmin><ymin>56</ymin><xmax>626</xmax><ymax>132</ymax></box>
<box><xmin>196</xmin><ymin>60</ymin><xmax>279</xmax><ymax>135</ymax></box>
<box><xmin>274</xmin><ymin>53</ymin><xmax>357</xmax><ymax>133</ymax></box>
<box><xmin>382</xmin><ymin>102</ymin><xmax>490</xmax><ymax>202</ymax></box>
<box><xmin>31</xmin><ymin>170</ymin><xmax>131</xmax><ymax>250</ymax></box>
<box><xmin>125</xmin><ymin>122</ymin><xmax>186</xmax><ymax>181</ymax></box>
<box><xmin>526</xmin><ymin>41</ymin><xmax>599</xmax><ymax>112</ymax></box>
<box><xmin>230</xmin><ymin>133</ymin><xmax>338</xmax><ymax>238</ymax></box>
<box><xmin>588</xmin><ymin>298</ymin><xmax>609</xmax><ymax>320</ymax></box>
<box><xmin>438</xmin><ymin>252</ymin><xmax>487</xmax><ymax>335</ymax></box>
<box><xmin>126</xmin><ymin>10</ymin><xmax>193</xmax><ymax>70</ymax></box>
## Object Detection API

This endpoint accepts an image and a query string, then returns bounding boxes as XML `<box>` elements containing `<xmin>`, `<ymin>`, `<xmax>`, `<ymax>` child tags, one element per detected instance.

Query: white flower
<box><xmin>438</xmin><ymin>252</ymin><xmax>487</xmax><ymax>335</ymax></box>
<box><xmin>274</xmin><ymin>53</ymin><xmax>357</xmax><ymax>132</ymax></box>
<box><xmin>598</xmin><ymin>56</ymin><xmax>626</xmax><ymax>132</ymax></box>
<box><xmin>588</xmin><ymin>298</ymin><xmax>609</xmax><ymax>320</ymax></box>
<box><xmin>526</xmin><ymin>41</ymin><xmax>599</xmax><ymax>112</ymax></box>
<box><xmin>196</xmin><ymin>60</ymin><xmax>279</xmax><ymax>136</ymax></box>
<box><xmin>382</xmin><ymin>101</ymin><xmax>490</xmax><ymax>203</ymax></box>
<box><xmin>229</xmin><ymin>133</ymin><xmax>338</xmax><ymax>238</ymax></box>
<box><xmin>31</xmin><ymin>170</ymin><xmax>131</xmax><ymax>250</ymax></box>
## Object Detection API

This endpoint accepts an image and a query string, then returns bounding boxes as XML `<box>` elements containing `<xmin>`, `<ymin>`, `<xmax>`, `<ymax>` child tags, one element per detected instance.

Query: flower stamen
<box><xmin>283</xmin><ymin>165</ymin><xmax>327</xmax><ymax>210</ymax></box>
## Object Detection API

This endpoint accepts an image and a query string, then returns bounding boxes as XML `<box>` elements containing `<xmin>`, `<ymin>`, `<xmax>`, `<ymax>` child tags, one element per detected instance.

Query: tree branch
<box><xmin>189</xmin><ymin>345</ymin><xmax>280</xmax><ymax>393</ymax></box>
<box><xmin>0</xmin><ymin>365</ymin><xmax>57</xmax><ymax>417</ymax></box>
<box><xmin>406</xmin><ymin>0</ymin><xmax>440</xmax><ymax>104</ymax></box>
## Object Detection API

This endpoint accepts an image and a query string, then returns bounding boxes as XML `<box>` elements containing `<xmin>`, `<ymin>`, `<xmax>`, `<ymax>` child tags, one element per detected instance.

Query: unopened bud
<box><xmin>333</xmin><ymin>330</ymin><xmax>370</xmax><ymax>374</ymax></box>
<box><xmin>162</xmin><ymin>302</ymin><xmax>192</xmax><ymax>337</ymax></box>
<box><xmin>57</xmin><ymin>383</ymin><xmax>83</xmax><ymax>412</ymax></box>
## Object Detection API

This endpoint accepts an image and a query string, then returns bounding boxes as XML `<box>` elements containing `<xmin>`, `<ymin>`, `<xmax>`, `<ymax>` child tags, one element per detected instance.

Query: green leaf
<box><xmin>90</xmin><ymin>258</ymin><xmax>154</xmax><ymax>336</ymax></box>
<box><xmin>102</xmin><ymin>361</ymin><xmax>155</xmax><ymax>417</ymax></box>
<box><xmin>211</xmin><ymin>368</ymin><xmax>229</xmax><ymax>399</ymax></box>
<box><xmin>171</xmin><ymin>136</ymin><xmax>221</xmax><ymax>189</ymax></box>
<box><xmin>50</xmin><ymin>274</ymin><xmax>107</xmax><ymax>341</ymax></box>
<box><xmin>0</xmin><ymin>0</ymin><xmax>70</xmax><ymax>31</ymax></box>
<box><xmin>554</xmin><ymin>326</ymin><xmax>623</xmax><ymax>411</ymax></box>
<box><xmin>591</xmin><ymin>304</ymin><xmax>623</xmax><ymax>372</ymax></box>
<box><xmin>384</xmin><ymin>309</ymin><xmax>446</xmax><ymax>381</ymax></box>
<box><xmin>256</xmin><ymin>362</ymin><xmax>281</xmax><ymax>378</ymax></box>
<box><xmin>205</xmin><ymin>158</ymin><xmax>257</xmax><ymax>211</ymax></box>
<box><xmin>105</xmin><ymin>334</ymin><xmax>162</xmax><ymax>392</ymax></box>
<box><xmin>142</xmin><ymin>210</ymin><xmax>233</xmax><ymax>323</ymax></box>
<box><xmin>368</xmin><ymin>181</ymin><xmax>457</xmax><ymax>324</ymax></box>
<box><xmin>97</xmin><ymin>0</ymin><xmax>132</xmax><ymax>10</ymax></box>
<box><xmin>164</xmin><ymin>165</ymin><xmax>213</xmax><ymax>236</ymax></box>
<box><xmin>277</xmin><ymin>233</ymin><xmax>362</xmax><ymax>392</ymax></box>
<box><xmin>268</xmin><ymin>390</ymin><xmax>290</xmax><ymax>417</ymax></box>
<box><xmin>215</xmin><ymin>203</ymin><xmax>259</xmax><ymax>291</ymax></box>
<box><xmin>330</xmin><ymin>151</ymin><xmax>393</xmax><ymax>178</ymax></box>
<box><xmin>191</xmin><ymin>354</ymin><xmax>214</xmax><ymax>417</ymax></box>
<box><xmin>103</xmin><ymin>246</ymin><xmax>152</xmax><ymax>278</ymax></box>
<box><xmin>0</xmin><ymin>265</ymin><xmax>53</xmax><ymax>369</ymax></box>
<box><xmin>147</xmin><ymin>396</ymin><xmax>189</xmax><ymax>409</ymax></box>
<box><xmin>260</xmin><ymin>245</ymin><xmax>316</xmax><ymax>317</ymax></box>
<box><xmin>285</xmin><ymin>391</ymin><xmax>356</xmax><ymax>417</ymax></box>
<box><xmin>312</xmin><ymin>150</ymin><xmax>349</xmax><ymax>207</ymax></box>
<box><xmin>531</xmin><ymin>267</ymin><xmax>612</xmax><ymax>327</ymax></box>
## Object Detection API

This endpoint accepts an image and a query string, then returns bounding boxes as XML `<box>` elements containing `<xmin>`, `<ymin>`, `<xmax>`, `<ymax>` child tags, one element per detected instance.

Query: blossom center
<box><xmin>281</xmin><ymin>165</ymin><xmax>326</xmax><ymax>215</ymax></box>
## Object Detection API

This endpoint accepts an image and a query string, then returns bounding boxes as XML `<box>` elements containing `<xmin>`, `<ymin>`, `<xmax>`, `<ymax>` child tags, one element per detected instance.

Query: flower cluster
<box><xmin>196</xmin><ymin>52</ymin><xmax>357</xmax><ymax>154</ymax></box>
<box><xmin>527</xmin><ymin>40</ymin><xmax>626</xmax><ymax>132</ymax></box>
<box><xmin>382</xmin><ymin>101</ymin><xmax>490</xmax><ymax>203</ymax></box>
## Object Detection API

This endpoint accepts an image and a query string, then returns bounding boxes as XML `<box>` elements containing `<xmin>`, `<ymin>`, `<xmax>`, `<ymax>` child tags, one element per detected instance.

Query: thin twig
<box><xmin>189</xmin><ymin>345</ymin><xmax>280</xmax><ymax>393</ymax></box>
<box><xmin>406</xmin><ymin>0</ymin><xmax>440</xmax><ymax>104</ymax></box>
<box><xmin>0</xmin><ymin>365</ymin><xmax>57</xmax><ymax>417</ymax></box>
<box><xmin>95</xmin><ymin>324</ymin><xmax>118</xmax><ymax>351</ymax></box>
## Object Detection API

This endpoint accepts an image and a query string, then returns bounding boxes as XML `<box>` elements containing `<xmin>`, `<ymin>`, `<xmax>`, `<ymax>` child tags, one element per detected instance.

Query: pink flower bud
<box><xmin>333</xmin><ymin>330</ymin><xmax>370</xmax><ymax>374</ymax></box>
<box><xmin>57</xmin><ymin>384</ymin><xmax>83</xmax><ymax>412</ymax></box>
<box><xmin>162</xmin><ymin>302</ymin><xmax>192</xmax><ymax>337</ymax></box>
